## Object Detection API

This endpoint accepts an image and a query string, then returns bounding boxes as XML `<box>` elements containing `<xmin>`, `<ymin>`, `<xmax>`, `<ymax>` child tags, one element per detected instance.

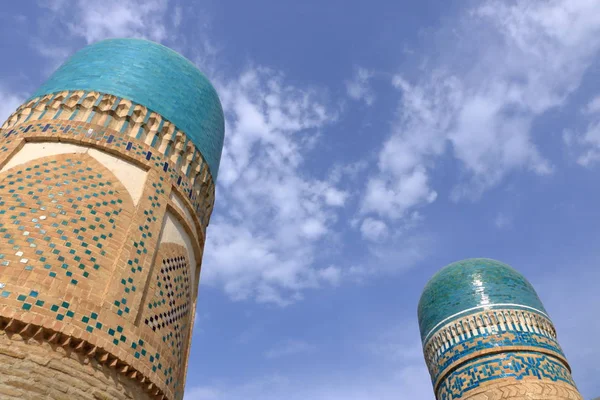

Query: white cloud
<box><xmin>173</xmin><ymin>5</ymin><xmax>183</xmax><ymax>28</ymax></box>
<box><xmin>318</xmin><ymin>265</ymin><xmax>342</xmax><ymax>286</ymax></box>
<box><xmin>362</xmin><ymin>165</ymin><xmax>437</xmax><ymax>220</ymax></box>
<box><xmin>362</xmin><ymin>0</ymin><xmax>600</xmax><ymax>222</ymax></box>
<box><xmin>50</xmin><ymin>0</ymin><xmax>170</xmax><ymax>44</ymax></box>
<box><xmin>346</xmin><ymin>67</ymin><xmax>375</xmax><ymax>106</ymax></box>
<box><xmin>323</xmin><ymin>187</ymin><xmax>348</xmax><ymax>207</ymax></box>
<box><xmin>264</xmin><ymin>339</ymin><xmax>315</xmax><ymax>359</ymax></box>
<box><xmin>202</xmin><ymin>67</ymin><xmax>348</xmax><ymax>305</ymax></box>
<box><xmin>563</xmin><ymin>96</ymin><xmax>600</xmax><ymax>166</ymax></box>
<box><xmin>32</xmin><ymin>0</ymin><xmax>175</xmax><ymax>73</ymax></box>
<box><xmin>584</xmin><ymin>95</ymin><xmax>600</xmax><ymax>115</ymax></box>
<box><xmin>360</xmin><ymin>218</ymin><xmax>389</xmax><ymax>241</ymax></box>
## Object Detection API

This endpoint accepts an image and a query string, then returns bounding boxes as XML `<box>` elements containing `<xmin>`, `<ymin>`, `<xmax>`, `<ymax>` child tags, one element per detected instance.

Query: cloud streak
<box><xmin>346</xmin><ymin>67</ymin><xmax>375</xmax><ymax>106</ymax></box>
<box><xmin>201</xmin><ymin>67</ymin><xmax>347</xmax><ymax>305</ymax></box>
<box><xmin>361</xmin><ymin>0</ymin><xmax>600</xmax><ymax>225</ymax></box>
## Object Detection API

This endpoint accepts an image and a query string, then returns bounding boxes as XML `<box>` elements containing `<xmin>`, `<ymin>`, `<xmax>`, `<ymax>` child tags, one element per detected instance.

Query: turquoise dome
<box><xmin>30</xmin><ymin>38</ymin><xmax>224</xmax><ymax>180</ymax></box>
<box><xmin>417</xmin><ymin>258</ymin><xmax>548</xmax><ymax>344</ymax></box>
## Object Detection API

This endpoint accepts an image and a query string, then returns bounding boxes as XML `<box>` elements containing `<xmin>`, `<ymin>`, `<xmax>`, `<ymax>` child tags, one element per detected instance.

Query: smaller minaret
<box><xmin>418</xmin><ymin>258</ymin><xmax>583</xmax><ymax>400</ymax></box>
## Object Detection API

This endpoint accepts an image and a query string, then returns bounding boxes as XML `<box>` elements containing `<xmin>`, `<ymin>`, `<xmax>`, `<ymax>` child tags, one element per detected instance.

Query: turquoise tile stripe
<box><xmin>30</xmin><ymin>38</ymin><xmax>224</xmax><ymax>180</ymax></box>
<box><xmin>417</xmin><ymin>258</ymin><xmax>548</xmax><ymax>342</ymax></box>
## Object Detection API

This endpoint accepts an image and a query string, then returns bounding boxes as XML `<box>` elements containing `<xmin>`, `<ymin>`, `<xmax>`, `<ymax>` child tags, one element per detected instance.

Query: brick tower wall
<box><xmin>0</xmin><ymin>90</ymin><xmax>217</xmax><ymax>400</ymax></box>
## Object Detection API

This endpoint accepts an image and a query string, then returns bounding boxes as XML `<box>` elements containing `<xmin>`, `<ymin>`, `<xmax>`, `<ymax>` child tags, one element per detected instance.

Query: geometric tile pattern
<box><xmin>0</xmin><ymin>115</ymin><xmax>208</xmax><ymax>400</ymax></box>
<box><xmin>436</xmin><ymin>351</ymin><xmax>578</xmax><ymax>400</ymax></box>
<box><xmin>111</xmin><ymin>173</ymin><xmax>166</xmax><ymax>318</ymax></box>
<box><xmin>430</xmin><ymin>330</ymin><xmax>566</xmax><ymax>386</ymax></box>
<box><xmin>143</xmin><ymin>243</ymin><xmax>192</xmax><ymax>369</ymax></box>
<box><xmin>0</xmin><ymin>154</ymin><xmax>132</xmax><ymax>296</ymax></box>
<box><xmin>423</xmin><ymin>309</ymin><xmax>565</xmax><ymax>385</ymax></box>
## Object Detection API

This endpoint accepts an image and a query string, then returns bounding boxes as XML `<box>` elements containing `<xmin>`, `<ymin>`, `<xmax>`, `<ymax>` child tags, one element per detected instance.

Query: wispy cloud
<box><xmin>346</xmin><ymin>67</ymin><xmax>375</xmax><ymax>106</ymax></box>
<box><xmin>563</xmin><ymin>95</ymin><xmax>600</xmax><ymax>166</ymax></box>
<box><xmin>32</xmin><ymin>0</ymin><xmax>176</xmax><ymax>72</ymax></box>
<box><xmin>360</xmin><ymin>217</ymin><xmax>389</xmax><ymax>241</ymax></box>
<box><xmin>42</xmin><ymin>0</ymin><xmax>171</xmax><ymax>44</ymax></box>
<box><xmin>201</xmin><ymin>67</ymin><xmax>347</xmax><ymax>305</ymax></box>
<box><xmin>361</xmin><ymin>0</ymin><xmax>600</xmax><ymax>225</ymax></box>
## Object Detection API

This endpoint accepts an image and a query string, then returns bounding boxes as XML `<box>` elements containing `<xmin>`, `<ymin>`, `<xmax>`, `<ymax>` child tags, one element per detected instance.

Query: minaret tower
<box><xmin>418</xmin><ymin>258</ymin><xmax>583</xmax><ymax>400</ymax></box>
<box><xmin>0</xmin><ymin>39</ymin><xmax>224</xmax><ymax>400</ymax></box>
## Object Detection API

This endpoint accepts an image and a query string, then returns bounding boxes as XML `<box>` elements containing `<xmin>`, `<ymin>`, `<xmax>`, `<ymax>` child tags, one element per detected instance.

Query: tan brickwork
<box><xmin>0</xmin><ymin>153</ymin><xmax>134</xmax><ymax>302</ymax></box>
<box><xmin>0</xmin><ymin>94</ymin><xmax>218</xmax><ymax>400</ymax></box>
<box><xmin>462</xmin><ymin>377</ymin><xmax>584</xmax><ymax>400</ymax></box>
<box><xmin>0</xmin><ymin>330</ymin><xmax>150</xmax><ymax>400</ymax></box>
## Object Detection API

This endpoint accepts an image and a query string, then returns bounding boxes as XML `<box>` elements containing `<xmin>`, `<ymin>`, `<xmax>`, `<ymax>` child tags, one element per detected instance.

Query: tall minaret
<box><xmin>0</xmin><ymin>39</ymin><xmax>224</xmax><ymax>400</ymax></box>
<box><xmin>418</xmin><ymin>258</ymin><xmax>583</xmax><ymax>400</ymax></box>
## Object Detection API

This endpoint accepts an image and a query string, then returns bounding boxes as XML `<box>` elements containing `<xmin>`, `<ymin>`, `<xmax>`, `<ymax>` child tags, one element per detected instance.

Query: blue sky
<box><xmin>1</xmin><ymin>1</ymin><xmax>600</xmax><ymax>399</ymax></box>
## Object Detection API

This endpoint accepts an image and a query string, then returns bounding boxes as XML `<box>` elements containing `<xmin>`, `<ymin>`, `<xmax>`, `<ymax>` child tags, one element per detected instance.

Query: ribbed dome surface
<box><xmin>30</xmin><ymin>38</ymin><xmax>224</xmax><ymax>180</ymax></box>
<box><xmin>418</xmin><ymin>258</ymin><xmax>548</xmax><ymax>343</ymax></box>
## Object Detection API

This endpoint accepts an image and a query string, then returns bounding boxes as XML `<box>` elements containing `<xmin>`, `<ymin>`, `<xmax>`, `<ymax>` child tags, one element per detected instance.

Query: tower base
<box><xmin>0</xmin><ymin>330</ymin><xmax>152</xmax><ymax>400</ymax></box>
<box><xmin>463</xmin><ymin>377</ymin><xmax>584</xmax><ymax>399</ymax></box>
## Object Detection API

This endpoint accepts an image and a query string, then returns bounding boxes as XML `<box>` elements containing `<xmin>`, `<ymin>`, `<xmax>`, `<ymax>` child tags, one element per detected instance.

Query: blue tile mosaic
<box><xmin>418</xmin><ymin>258</ymin><xmax>548</xmax><ymax>343</ymax></box>
<box><xmin>29</xmin><ymin>38</ymin><xmax>225</xmax><ymax>180</ymax></box>
<box><xmin>428</xmin><ymin>329</ymin><xmax>565</xmax><ymax>385</ymax></box>
<box><xmin>436</xmin><ymin>352</ymin><xmax>576</xmax><ymax>399</ymax></box>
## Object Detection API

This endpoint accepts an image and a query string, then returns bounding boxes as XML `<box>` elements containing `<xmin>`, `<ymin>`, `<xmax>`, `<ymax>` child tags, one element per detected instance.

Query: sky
<box><xmin>1</xmin><ymin>1</ymin><xmax>600</xmax><ymax>399</ymax></box>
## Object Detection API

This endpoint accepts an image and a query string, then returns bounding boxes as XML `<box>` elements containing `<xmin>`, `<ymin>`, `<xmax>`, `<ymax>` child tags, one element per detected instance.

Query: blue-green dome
<box><xmin>417</xmin><ymin>258</ymin><xmax>548</xmax><ymax>344</ymax></box>
<box><xmin>30</xmin><ymin>38</ymin><xmax>224</xmax><ymax>180</ymax></box>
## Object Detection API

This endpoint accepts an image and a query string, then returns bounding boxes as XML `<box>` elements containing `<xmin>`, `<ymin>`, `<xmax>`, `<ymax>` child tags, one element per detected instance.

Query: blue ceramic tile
<box><xmin>418</xmin><ymin>258</ymin><xmax>548</xmax><ymax>343</ymax></box>
<box><xmin>30</xmin><ymin>38</ymin><xmax>224</xmax><ymax>180</ymax></box>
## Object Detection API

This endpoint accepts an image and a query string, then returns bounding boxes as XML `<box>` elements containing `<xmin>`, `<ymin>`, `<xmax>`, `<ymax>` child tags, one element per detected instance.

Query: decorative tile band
<box><xmin>429</xmin><ymin>329</ymin><xmax>567</xmax><ymax>388</ymax></box>
<box><xmin>421</xmin><ymin>303</ymin><xmax>549</xmax><ymax>345</ymax></box>
<box><xmin>423</xmin><ymin>308</ymin><xmax>557</xmax><ymax>360</ymax></box>
<box><xmin>1</xmin><ymin>90</ymin><xmax>215</xmax><ymax>228</ymax></box>
<box><xmin>436</xmin><ymin>351</ymin><xmax>579</xmax><ymax>400</ymax></box>
<box><xmin>422</xmin><ymin>307</ymin><xmax>581</xmax><ymax>399</ymax></box>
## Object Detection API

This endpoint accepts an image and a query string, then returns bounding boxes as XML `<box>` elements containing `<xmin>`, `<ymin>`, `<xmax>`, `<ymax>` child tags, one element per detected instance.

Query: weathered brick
<box><xmin>5</xmin><ymin>378</ymin><xmax>48</xmax><ymax>395</ymax></box>
<box><xmin>0</xmin><ymin>385</ymin><xmax>24</xmax><ymax>398</ymax></box>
